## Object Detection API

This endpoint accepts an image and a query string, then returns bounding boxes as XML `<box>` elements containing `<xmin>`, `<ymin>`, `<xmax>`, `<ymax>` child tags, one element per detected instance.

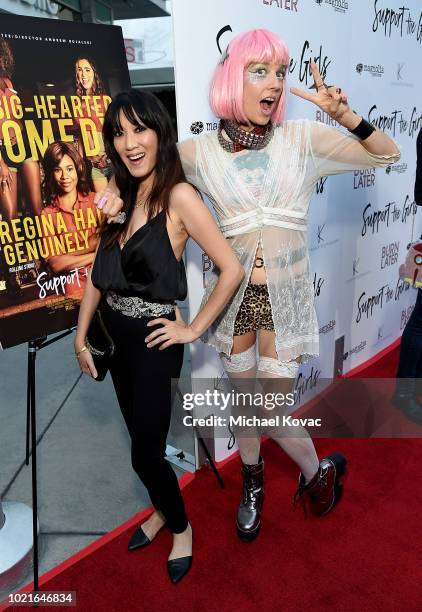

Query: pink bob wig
<box><xmin>209</xmin><ymin>29</ymin><xmax>289</xmax><ymax>125</ymax></box>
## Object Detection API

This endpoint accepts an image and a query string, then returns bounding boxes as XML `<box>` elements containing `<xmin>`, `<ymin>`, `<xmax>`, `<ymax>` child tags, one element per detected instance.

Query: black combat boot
<box><xmin>294</xmin><ymin>453</ymin><xmax>347</xmax><ymax>517</ymax></box>
<box><xmin>236</xmin><ymin>456</ymin><xmax>264</xmax><ymax>541</ymax></box>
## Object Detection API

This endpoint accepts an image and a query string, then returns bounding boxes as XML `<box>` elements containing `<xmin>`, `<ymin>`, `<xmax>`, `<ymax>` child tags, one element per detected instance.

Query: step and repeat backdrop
<box><xmin>172</xmin><ymin>0</ymin><xmax>422</xmax><ymax>460</ymax></box>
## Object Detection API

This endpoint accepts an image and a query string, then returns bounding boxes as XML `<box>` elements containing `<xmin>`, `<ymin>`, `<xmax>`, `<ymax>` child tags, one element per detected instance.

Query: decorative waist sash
<box><xmin>106</xmin><ymin>291</ymin><xmax>175</xmax><ymax>318</ymax></box>
<box><xmin>219</xmin><ymin>207</ymin><xmax>307</xmax><ymax>238</ymax></box>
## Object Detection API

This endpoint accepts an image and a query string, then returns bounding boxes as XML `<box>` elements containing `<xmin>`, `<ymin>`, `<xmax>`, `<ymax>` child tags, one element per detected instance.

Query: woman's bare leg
<box><xmin>20</xmin><ymin>160</ymin><xmax>42</xmax><ymax>216</ymax></box>
<box><xmin>0</xmin><ymin>171</ymin><xmax>18</xmax><ymax>220</ymax></box>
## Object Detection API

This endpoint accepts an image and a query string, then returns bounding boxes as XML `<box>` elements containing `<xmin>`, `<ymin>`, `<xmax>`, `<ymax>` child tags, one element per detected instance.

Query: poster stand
<box><xmin>24</xmin><ymin>329</ymin><xmax>74</xmax><ymax>594</ymax></box>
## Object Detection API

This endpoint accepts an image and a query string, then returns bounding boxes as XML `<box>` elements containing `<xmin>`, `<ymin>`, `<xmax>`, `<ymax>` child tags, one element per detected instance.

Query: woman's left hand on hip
<box><xmin>145</xmin><ymin>318</ymin><xmax>197</xmax><ymax>349</ymax></box>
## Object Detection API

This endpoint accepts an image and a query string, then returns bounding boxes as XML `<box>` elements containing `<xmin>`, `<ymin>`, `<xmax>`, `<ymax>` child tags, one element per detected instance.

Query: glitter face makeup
<box><xmin>246</xmin><ymin>63</ymin><xmax>287</xmax><ymax>83</ymax></box>
<box><xmin>242</xmin><ymin>60</ymin><xmax>286</xmax><ymax>128</ymax></box>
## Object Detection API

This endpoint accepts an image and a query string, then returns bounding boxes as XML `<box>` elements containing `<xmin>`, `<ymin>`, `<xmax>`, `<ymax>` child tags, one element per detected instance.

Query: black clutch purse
<box><xmin>85</xmin><ymin>309</ymin><xmax>115</xmax><ymax>381</ymax></box>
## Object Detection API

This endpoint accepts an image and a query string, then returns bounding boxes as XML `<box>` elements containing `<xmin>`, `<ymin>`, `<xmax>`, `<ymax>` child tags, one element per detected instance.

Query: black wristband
<box><xmin>348</xmin><ymin>118</ymin><xmax>376</xmax><ymax>140</ymax></box>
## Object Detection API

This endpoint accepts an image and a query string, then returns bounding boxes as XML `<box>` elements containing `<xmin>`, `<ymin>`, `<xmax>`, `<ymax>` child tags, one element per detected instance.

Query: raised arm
<box><xmin>308</xmin><ymin>121</ymin><xmax>400</xmax><ymax>179</ymax></box>
<box><xmin>144</xmin><ymin>182</ymin><xmax>244</xmax><ymax>349</ymax></box>
<box><xmin>291</xmin><ymin>61</ymin><xmax>400</xmax><ymax>178</ymax></box>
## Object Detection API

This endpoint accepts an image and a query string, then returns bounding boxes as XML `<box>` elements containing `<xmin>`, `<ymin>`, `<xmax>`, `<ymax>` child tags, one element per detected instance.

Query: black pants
<box><xmin>397</xmin><ymin>289</ymin><xmax>422</xmax><ymax>379</ymax></box>
<box><xmin>102</xmin><ymin>300</ymin><xmax>188</xmax><ymax>533</ymax></box>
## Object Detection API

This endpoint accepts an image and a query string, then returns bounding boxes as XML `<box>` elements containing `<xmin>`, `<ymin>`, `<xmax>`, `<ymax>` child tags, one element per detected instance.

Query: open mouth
<box><xmin>260</xmin><ymin>97</ymin><xmax>276</xmax><ymax>115</ymax></box>
<box><xmin>127</xmin><ymin>152</ymin><xmax>145</xmax><ymax>162</ymax></box>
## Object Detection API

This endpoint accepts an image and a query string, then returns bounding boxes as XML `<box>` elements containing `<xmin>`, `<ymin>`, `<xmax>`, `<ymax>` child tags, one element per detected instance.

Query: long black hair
<box><xmin>101</xmin><ymin>89</ymin><xmax>186</xmax><ymax>247</ymax></box>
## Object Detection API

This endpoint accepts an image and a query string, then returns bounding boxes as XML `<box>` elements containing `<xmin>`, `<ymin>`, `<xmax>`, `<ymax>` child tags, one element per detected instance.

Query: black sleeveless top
<box><xmin>91</xmin><ymin>209</ymin><xmax>187</xmax><ymax>302</ymax></box>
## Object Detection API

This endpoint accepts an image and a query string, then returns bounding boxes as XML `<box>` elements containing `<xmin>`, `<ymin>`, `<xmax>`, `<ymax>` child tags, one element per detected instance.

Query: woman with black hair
<box><xmin>74</xmin><ymin>90</ymin><xmax>244</xmax><ymax>583</ymax></box>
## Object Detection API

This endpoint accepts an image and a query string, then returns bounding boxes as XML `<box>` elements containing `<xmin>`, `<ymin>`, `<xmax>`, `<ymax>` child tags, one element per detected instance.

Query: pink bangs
<box><xmin>209</xmin><ymin>29</ymin><xmax>289</xmax><ymax>125</ymax></box>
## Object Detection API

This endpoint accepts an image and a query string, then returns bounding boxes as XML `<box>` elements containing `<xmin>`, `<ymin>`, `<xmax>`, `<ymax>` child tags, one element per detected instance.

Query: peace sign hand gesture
<box><xmin>290</xmin><ymin>61</ymin><xmax>350</xmax><ymax>124</ymax></box>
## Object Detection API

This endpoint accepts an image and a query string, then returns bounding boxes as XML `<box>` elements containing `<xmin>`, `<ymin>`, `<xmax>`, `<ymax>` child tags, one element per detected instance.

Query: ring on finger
<box><xmin>116</xmin><ymin>211</ymin><xmax>127</xmax><ymax>224</ymax></box>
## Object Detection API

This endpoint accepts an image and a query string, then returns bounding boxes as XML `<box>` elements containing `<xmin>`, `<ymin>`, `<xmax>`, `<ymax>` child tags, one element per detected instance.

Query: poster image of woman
<box><xmin>41</xmin><ymin>141</ymin><xmax>101</xmax><ymax>298</ymax></box>
<box><xmin>74</xmin><ymin>57</ymin><xmax>110</xmax><ymax>192</ymax></box>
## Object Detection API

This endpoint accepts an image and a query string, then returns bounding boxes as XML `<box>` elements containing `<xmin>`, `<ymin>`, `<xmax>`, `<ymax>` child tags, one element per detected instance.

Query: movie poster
<box><xmin>0</xmin><ymin>14</ymin><xmax>130</xmax><ymax>349</ymax></box>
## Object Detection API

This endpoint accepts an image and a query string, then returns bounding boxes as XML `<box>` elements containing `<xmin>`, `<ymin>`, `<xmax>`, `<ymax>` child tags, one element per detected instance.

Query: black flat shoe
<box><xmin>128</xmin><ymin>525</ymin><xmax>151</xmax><ymax>551</ymax></box>
<box><xmin>167</xmin><ymin>555</ymin><xmax>192</xmax><ymax>584</ymax></box>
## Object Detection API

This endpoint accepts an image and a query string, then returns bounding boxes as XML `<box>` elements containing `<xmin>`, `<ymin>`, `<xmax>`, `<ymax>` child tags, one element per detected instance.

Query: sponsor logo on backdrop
<box><xmin>372</xmin><ymin>1</ymin><xmax>422</xmax><ymax>44</ymax></box>
<box><xmin>356</xmin><ymin>284</ymin><xmax>393</xmax><ymax>323</ymax></box>
<box><xmin>395</xmin><ymin>277</ymin><xmax>411</xmax><ymax>301</ymax></box>
<box><xmin>401</xmin><ymin>304</ymin><xmax>414</xmax><ymax>329</ymax></box>
<box><xmin>315</xmin><ymin>176</ymin><xmax>328</xmax><ymax>195</ymax></box>
<box><xmin>313</xmin><ymin>273</ymin><xmax>324</xmax><ymax>297</ymax></box>
<box><xmin>368</xmin><ymin>105</ymin><xmax>422</xmax><ymax>138</ymax></box>
<box><xmin>355</xmin><ymin>62</ymin><xmax>384</xmax><ymax>77</ymax></box>
<box><xmin>288</xmin><ymin>40</ymin><xmax>332</xmax><ymax>88</ymax></box>
<box><xmin>380</xmin><ymin>241</ymin><xmax>399</xmax><ymax>269</ymax></box>
<box><xmin>294</xmin><ymin>367</ymin><xmax>321</xmax><ymax>404</ymax></box>
<box><xmin>361</xmin><ymin>195</ymin><xmax>415</xmax><ymax>237</ymax></box>
<box><xmin>315</xmin><ymin>0</ymin><xmax>348</xmax><ymax>13</ymax></box>
<box><xmin>361</xmin><ymin>201</ymin><xmax>400</xmax><ymax>236</ymax></box>
<box><xmin>392</xmin><ymin>62</ymin><xmax>414</xmax><ymax>87</ymax></box>
<box><xmin>190</xmin><ymin>121</ymin><xmax>204</xmax><ymax>135</ymax></box>
<box><xmin>386</xmin><ymin>162</ymin><xmax>408</xmax><ymax>174</ymax></box>
<box><xmin>346</xmin><ymin>257</ymin><xmax>371</xmax><ymax>283</ymax></box>
<box><xmin>309</xmin><ymin>224</ymin><xmax>339</xmax><ymax>252</ymax></box>
<box><xmin>262</xmin><ymin>0</ymin><xmax>298</xmax><ymax>11</ymax></box>
<box><xmin>356</xmin><ymin>278</ymin><xmax>411</xmax><ymax>322</ymax></box>
<box><xmin>373</xmin><ymin>324</ymin><xmax>392</xmax><ymax>346</ymax></box>
<box><xmin>189</xmin><ymin>121</ymin><xmax>217</xmax><ymax>134</ymax></box>
<box><xmin>216</xmin><ymin>24</ymin><xmax>232</xmax><ymax>54</ymax></box>
<box><xmin>319</xmin><ymin>319</ymin><xmax>336</xmax><ymax>334</ymax></box>
<box><xmin>315</xmin><ymin>110</ymin><xmax>339</xmax><ymax>127</ymax></box>
<box><xmin>401</xmin><ymin>195</ymin><xmax>418</xmax><ymax>225</ymax></box>
<box><xmin>343</xmin><ymin>340</ymin><xmax>367</xmax><ymax>360</ymax></box>
<box><xmin>354</xmin><ymin>168</ymin><xmax>376</xmax><ymax>189</ymax></box>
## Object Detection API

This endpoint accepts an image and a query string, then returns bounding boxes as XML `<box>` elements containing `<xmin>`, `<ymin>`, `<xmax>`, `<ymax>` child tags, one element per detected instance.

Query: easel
<box><xmin>25</xmin><ymin>329</ymin><xmax>74</xmax><ymax>593</ymax></box>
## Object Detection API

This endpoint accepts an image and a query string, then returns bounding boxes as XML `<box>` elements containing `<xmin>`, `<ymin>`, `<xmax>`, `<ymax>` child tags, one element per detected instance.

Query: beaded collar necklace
<box><xmin>217</xmin><ymin>119</ymin><xmax>274</xmax><ymax>153</ymax></box>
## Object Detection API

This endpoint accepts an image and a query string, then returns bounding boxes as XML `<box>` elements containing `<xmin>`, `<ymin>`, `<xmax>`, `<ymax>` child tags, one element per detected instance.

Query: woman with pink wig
<box><xmin>177</xmin><ymin>28</ymin><xmax>399</xmax><ymax>540</ymax></box>
<box><xmin>99</xmin><ymin>28</ymin><xmax>400</xmax><ymax>542</ymax></box>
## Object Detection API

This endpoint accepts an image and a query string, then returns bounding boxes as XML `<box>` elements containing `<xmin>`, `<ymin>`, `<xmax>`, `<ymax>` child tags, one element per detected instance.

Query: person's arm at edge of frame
<box><xmin>415</xmin><ymin>128</ymin><xmax>422</xmax><ymax>206</ymax></box>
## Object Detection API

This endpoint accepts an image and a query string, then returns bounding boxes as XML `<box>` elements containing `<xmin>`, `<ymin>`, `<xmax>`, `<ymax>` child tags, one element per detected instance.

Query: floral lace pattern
<box><xmin>106</xmin><ymin>291</ymin><xmax>174</xmax><ymax>318</ymax></box>
<box><xmin>178</xmin><ymin>120</ymin><xmax>400</xmax><ymax>360</ymax></box>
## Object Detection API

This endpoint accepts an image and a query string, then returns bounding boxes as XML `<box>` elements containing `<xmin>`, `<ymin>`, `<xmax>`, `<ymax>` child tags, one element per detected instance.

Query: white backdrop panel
<box><xmin>172</xmin><ymin>0</ymin><xmax>422</xmax><ymax>461</ymax></box>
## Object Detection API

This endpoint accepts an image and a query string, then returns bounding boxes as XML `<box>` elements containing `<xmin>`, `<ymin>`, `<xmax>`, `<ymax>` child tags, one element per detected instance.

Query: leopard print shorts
<box><xmin>233</xmin><ymin>283</ymin><xmax>274</xmax><ymax>335</ymax></box>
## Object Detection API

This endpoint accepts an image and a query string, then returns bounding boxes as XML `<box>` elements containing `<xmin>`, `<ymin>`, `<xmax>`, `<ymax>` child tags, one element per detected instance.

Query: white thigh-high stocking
<box><xmin>220</xmin><ymin>346</ymin><xmax>261</xmax><ymax>466</ymax></box>
<box><xmin>257</xmin><ymin>357</ymin><xmax>319</xmax><ymax>482</ymax></box>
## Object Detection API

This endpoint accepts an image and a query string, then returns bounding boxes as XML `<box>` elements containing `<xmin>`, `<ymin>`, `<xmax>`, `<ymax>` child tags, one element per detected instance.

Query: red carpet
<box><xmin>3</xmin><ymin>343</ymin><xmax>422</xmax><ymax>612</ymax></box>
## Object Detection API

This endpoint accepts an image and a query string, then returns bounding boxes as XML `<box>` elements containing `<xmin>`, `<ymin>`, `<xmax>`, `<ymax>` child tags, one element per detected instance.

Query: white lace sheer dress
<box><xmin>178</xmin><ymin>119</ymin><xmax>400</xmax><ymax>361</ymax></box>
